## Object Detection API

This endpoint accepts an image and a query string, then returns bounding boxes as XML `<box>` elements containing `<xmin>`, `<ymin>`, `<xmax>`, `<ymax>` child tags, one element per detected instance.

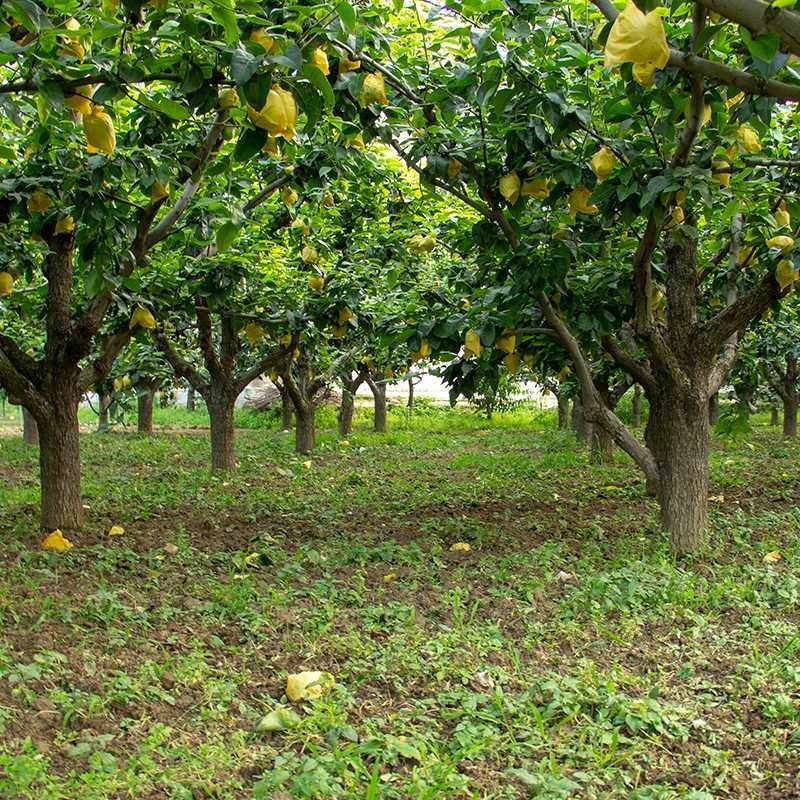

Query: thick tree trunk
<box><xmin>572</xmin><ymin>394</ymin><xmax>593</xmax><ymax>446</ymax></box>
<box><xmin>22</xmin><ymin>407</ymin><xmax>39</xmax><ymax>446</ymax></box>
<box><xmin>137</xmin><ymin>387</ymin><xmax>155</xmax><ymax>434</ymax></box>
<box><xmin>770</xmin><ymin>404</ymin><xmax>779</xmax><ymax>427</ymax></box>
<box><xmin>371</xmin><ymin>381</ymin><xmax>387</xmax><ymax>433</ymax></box>
<box><xmin>557</xmin><ymin>392</ymin><xmax>570</xmax><ymax>429</ymax></box>
<box><xmin>98</xmin><ymin>393</ymin><xmax>111</xmax><ymax>433</ymax></box>
<box><xmin>591</xmin><ymin>426</ymin><xmax>614</xmax><ymax>463</ymax></box>
<box><xmin>632</xmin><ymin>384</ymin><xmax>642</xmax><ymax>428</ymax></box>
<box><xmin>37</xmin><ymin>395</ymin><xmax>83</xmax><ymax>532</ymax></box>
<box><xmin>186</xmin><ymin>386</ymin><xmax>196</xmax><ymax>411</ymax></box>
<box><xmin>208</xmin><ymin>394</ymin><xmax>236</xmax><ymax>472</ymax></box>
<box><xmin>338</xmin><ymin>390</ymin><xmax>355</xmax><ymax>437</ymax></box>
<box><xmin>708</xmin><ymin>392</ymin><xmax>720</xmax><ymax>426</ymax></box>
<box><xmin>295</xmin><ymin>406</ymin><xmax>315</xmax><ymax>454</ymax></box>
<box><xmin>783</xmin><ymin>395</ymin><xmax>798</xmax><ymax>438</ymax></box>
<box><xmin>648</xmin><ymin>387</ymin><xmax>709</xmax><ymax>555</ymax></box>
<box><xmin>407</xmin><ymin>376</ymin><xmax>414</xmax><ymax>410</ymax></box>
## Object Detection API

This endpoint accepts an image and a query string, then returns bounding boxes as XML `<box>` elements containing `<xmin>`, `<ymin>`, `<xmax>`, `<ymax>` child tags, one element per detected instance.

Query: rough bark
<box><xmin>557</xmin><ymin>391</ymin><xmax>570</xmax><ymax>429</ymax></box>
<box><xmin>407</xmin><ymin>376</ymin><xmax>414</xmax><ymax>409</ymax></box>
<box><xmin>632</xmin><ymin>384</ymin><xmax>642</xmax><ymax>428</ymax></box>
<box><xmin>186</xmin><ymin>386</ymin><xmax>196</xmax><ymax>411</ymax></box>
<box><xmin>770</xmin><ymin>404</ymin><xmax>779</xmax><ymax>427</ymax></box>
<box><xmin>98</xmin><ymin>393</ymin><xmax>111</xmax><ymax>433</ymax></box>
<box><xmin>22</xmin><ymin>406</ymin><xmax>39</xmax><ymax>446</ymax></box>
<box><xmin>281</xmin><ymin>390</ymin><xmax>294</xmax><ymax>431</ymax></box>
<box><xmin>366</xmin><ymin>374</ymin><xmax>388</xmax><ymax>433</ymax></box>
<box><xmin>337</xmin><ymin>372</ymin><xmax>363</xmax><ymax>437</ymax></box>
<box><xmin>137</xmin><ymin>385</ymin><xmax>155</xmax><ymax>434</ymax></box>
<box><xmin>37</xmin><ymin>394</ymin><xmax>83</xmax><ymax>532</ymax></box>
<box><xmin>571</xmin><ymin>394</ymin><xmax>592</xmax><ymax>445</ymax></box>
<box><xmin>338</xmin><ymin>389</ymin><xmax>355</xmax><ymax>437</ymax></box>
<box><xmin>648</xmin><ymin>383</ymin><xmax>710</xmax><ymax>555</ymax></box>
<box><xmin>708</xmin><ymin>392</ymin><xmax>720</xmax><ymax>426</ymax></box>
<box><xmin>208</xmin><ymin>393</ymin><xmax>236</xmax><ymax>472</ymax></box>
<box><xmin>591</xmin><ymin>426</ymin><xmax>614</xmax><ymax>463</ymax></box>
<box><xmin>783</xmin><ymin>396</ymin><xmax>798</xmax><ymax>438</ymax></box>
<box><xmin>295</xmin><ymin>406</ymin><xmax>316</xmax><ymax>454</ymax></box>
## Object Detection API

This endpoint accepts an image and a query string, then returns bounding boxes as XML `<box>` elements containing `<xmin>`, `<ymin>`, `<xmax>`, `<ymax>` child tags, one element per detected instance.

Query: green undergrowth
<box><xmin>0</xmin><ymin>406</ymin><xmax>797</xmax><ymax>799</ymax></box>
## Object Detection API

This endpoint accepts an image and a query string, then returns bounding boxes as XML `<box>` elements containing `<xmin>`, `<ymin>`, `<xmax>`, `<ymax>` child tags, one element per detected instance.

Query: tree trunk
<box><xmin>591</xmin><ymin>426</ymin><xmax>614</xmax><ymax>463</ymax></box>
<box><xmin>186</xmin><ymin>386</ymin><xmax>196</xmax><ymax>411</ymax></box>
<box><xmin>708</xmin><ymin>392</ymin><xmax>720</xmax><ymax>426</ymax></box>
<box><xmin>770</xmin><ymin>404</ymin><xmax>779</xmax><ymax>427</ymax></box>
<box><xmin>735</xmin><ymin>386</ymin><xmax>753</xmax><ymax>419</ymax></box>
<box><xmin>371</xmin><ymin>381</ymin><xmax>387</xmax><ymax>433</ymax></box>
<box><xmin>338</xmin><ymin>389</ymin><xmax>355</xmax><ymax>437</ymax></box>
<box><xmin>37</xmin><ymin>395</ymin><xmax>83</xmax><ymax>532</ymax></box>
<box><xmin>98</xmin><ymin>393</ymin><xmax>111</xmax><ymax>433</ymax></box>
<box><xmin>137</xmin><ymin>387</ymin><xmax>155</xmax><ymax>434</ymax></box>
<box><xmin>208</xmin><ymin>393</ymin><xmax>236</xmax><ymax>472</ymax></box>
<box><xmin>648</xmin><ymin>387</ymin><xmax>709</xmax><ymax>555</ymax></box>
<box><xmin>22</xmin><ymin>407</ymin><xmax>39</xmax><ymax>446</ymax></box>
<box><xmin>571</xmin><ymin>394</ymin><xmax>592</xmax><ymax>446</ymax></box>
<box><xmin>281</xmin><ymin>395</ymin><xmax>294</xmax><ymax>430</ymax></box>
<box><xmin>632</xmin><ymin>384</ymin><xmax>642</xmax><ymax>428</ymax></box>
<box><xmin>783</xmin><ymin>394</ymin><xmax>798</xmax><ymax>438</ymax></box>
<box><xmin>557</xmin><ymin>391</ymin><xmax>570</xmax><ymax>429</ymax></box>
<box><xmin>407</xmin><ymin>376</ymin><xmax>414</xmax><ymax>410</ymax></box>
<box><xmin>295</xmin><ymin>405</ymin><xmax>315</xmax><ymax>454</ymax></box>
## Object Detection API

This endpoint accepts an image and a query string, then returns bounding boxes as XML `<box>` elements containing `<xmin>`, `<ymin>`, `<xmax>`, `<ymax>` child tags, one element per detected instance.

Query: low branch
<box><xmin>0</xmin><ymin>349</ymin><xmax>45</xmax><ymax>416</ymax></box>
<box><xmin>0</xmin><ymin>333</ymin><xmax>38</xmax><ymax>382</ymax></box>
<box><xmin>699</xmin><ymin>270</ymin><xmax>782</xmax><ymax>355</ymax></box>
<box><xmin>235</xmin><ymin>341</ymin><xmax>295</xmax><ymax>394</ymax></box>
<box><xmin>602</xmin><ymin>335</ymin><xmax>656</xmax><ymax>395</ymax></box>
<box><xmin>540</xmin><ymin>292</ymin><xmax>660</xmax><ymax>485</ymax></box>
<box><xmin>152</xmin><ymin>329</ymin><xmax>209</xmax><ymax>393</ymax></box>
<box><xmin>78</xmin><ymin>326</ymin><xmax>134</xmax><ymax>392</ymax></box>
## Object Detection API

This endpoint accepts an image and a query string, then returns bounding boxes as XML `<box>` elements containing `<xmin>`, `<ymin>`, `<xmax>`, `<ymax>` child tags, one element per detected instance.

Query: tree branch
<box><xmin>152</xmin><ymin>329</ymin><xmax>209</xmax><ymax>393</ymax></box>
<box><xmin>590</xmin><ymin>0</ymin><xmax>800</xmax><ymax>101</ymax></box>
<box><xmin>540</xmin><ymin>292</ymin><xmax>659</xmax><ymax>485</ymax></box>
<box><xmin>699</xmin><ymin>270</ymin><xmax>782</xmax><ymax>355</ymax></box>
<box><xmin>696</xmin><ymin>0</ymin><xmax>800</xmax><ymax>59</ymax></box>
<box><xmin>78</xmin><ymin>326</ymin><xmax>134</xmax><ymax>392</ymax></box>
<box><xmin>145</xmin><ymin>108</ymin><xmax>229</xmax><ymax>250</ymax></box>
<box><xmin>601</xmin><ymin>335</ymin><xmax>657</xmax><ymax>395</ymax></box>
<box><xmin>0</xmin><ymin>333</ymin><xmax>38</xmax><ymax>382</ymax></box>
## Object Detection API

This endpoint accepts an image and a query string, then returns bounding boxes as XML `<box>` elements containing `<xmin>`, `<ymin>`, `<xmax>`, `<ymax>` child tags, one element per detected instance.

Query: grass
<box><xmin>0</xmin><ymin>403</ymin><xmax>798</xmax><ymax>799</ymax></box>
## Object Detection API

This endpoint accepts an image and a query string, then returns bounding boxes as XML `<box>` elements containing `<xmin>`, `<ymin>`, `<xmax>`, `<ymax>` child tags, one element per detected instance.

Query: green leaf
<box><xmin>243</xmin><ymin>73</ymin><xmax>269</xmax><ymax>109</ymax></box>
<box><xmin>294</xmin><ymin>81</ymin><xmax>322</xmax><ymax>132</ymax></box>
<box><xmin>741</xmin><ymin>30</ymin><xmax>780</xmax><ymax>63</ymax></box>
<box><xmin>210</xmin><ymin>0</ymin><xmax>239</xmax><ymax>44</ymax></box>
<box><xmin>300</xmin><ymin>64</ymin><xmax>334</xmax><ymax>109</ymax></box>
<box><xmin>337</xmin><ymin>0</ymin><xmax>356</xmax><ymax>31</ymax></box>
<box><xmin>231</xmin><ymin>44</ymin><xmax>261</xmax><ymax>85</ymax></box>
<box><xmin>233</xmin><ymin>127</ymin><xmax>267</xmax><ymax>162</ymax></box>
<box><xmin>6</xmin><ymin>0</ymin><xmax>51</xmax><ymax>31</ymax></box>
<box><xmin>137</xmin><ymin>93</ymin><xmax>190</xmax><ymax>121</ymax></box>
<box><xmin>216</xmin><ymin>221</ymin><xmax>241</xmax><ymax>252</ymax></box>
<box><xmin>270</xmin><ymin>42</ymin><xmax>303</xmax><ymax>72</ymax></box>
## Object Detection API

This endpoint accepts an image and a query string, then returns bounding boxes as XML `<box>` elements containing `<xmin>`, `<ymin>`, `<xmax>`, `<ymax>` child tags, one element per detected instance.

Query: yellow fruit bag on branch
<box><xmin>604</xmin><ymin>2</ymin><xmax>669</xmax><ymax>87</ymax></box>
